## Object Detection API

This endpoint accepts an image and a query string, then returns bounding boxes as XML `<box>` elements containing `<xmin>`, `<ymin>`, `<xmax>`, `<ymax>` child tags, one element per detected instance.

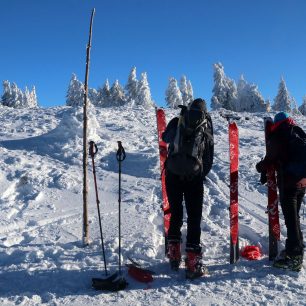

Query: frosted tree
<box><xmin>187</xmin><ymin>80</ymin><xmax>194</xmax><ymax>102</ymax></box>
<box><xmin>237</xmin><ymin>75</ymin><xmax>267</xmax><ymax>112</ymax></box>
<box><xmin>1</xmin><ymin>80</ymin><xmax>12</xmax><ymax>107</ymax></box>
<box><xmin>24</xmin><ymin>86</ymin><xmax>38</xmax><ymax>108</ymax></box>
<box><xmin>165</xmin><ymin>77</ymin><xmax>183</xmax><ymax>108</ymax></box>
<box><xmin>222</xmin><ymin>78</ymin><xmax>237</xmax><ymax>111</ymax></box>
<box><xmin>7</xmin><ymin>82</ymin><xmax>23</xmax><ymax>108</ymax></box>
<box><xmin>125</xmin><ymin>67</ymin><xmax>138</xmax><ymax>103</ymax></box>
<box><xmin>211</xmin><ymin>62</ymin><xmax>237</xmax><ymax>111</ymax></box>
<box><xmin>298</xmin><ymin>96</ymin><xmax>306</xmax><ymax>115</ymax></box>
<box><xmin>23</xmin><ymin>87</ymin><xmax>31</xmax><ymax>107</ymax></box>
<box><xmin>88</xmin><ymin>88</ymin><xmax>98</xmax><ymax>106</ymax></box>
<box><xmin>180</xmin><ymin>75</ymin><xmax>189</xmax><ymax>106</ymax></box>
<box><xmin>136</xmin><ymin>72</ymin><xmax>154</xmax><ymax>108</ymax></box>
<box><xmin>273</xmin><ymin>78</ymin><xmax>292</xmax><ymax>112</ymax></box>
<box><xmin>291</xmin><ymin>98</ymin><xmax>301</xmax><ymax>115</ymax></box>
<box><xmin>211</xmin><ymin>63</ymin><xmax>226</xmax><ymax>110</ymax></box>
<box><xmin>97</xmin><ymin>79</ymin><xmax>111</xmax><ymax>107</ymax></box>
<box><xmin>66</xmin><ymin>74</ymin><xmax>84</xmax><ymax>107</ymax></box>
<box><xmin>1</xmin><ymin>81</ymin><xmax>38</xmax><ymax>108</ymax></box>
<box><xmin>187</xmin><ymin>80</ymin><xmax>194</xmax><ymax>104</ymax></box>
<box><xmin>101</xmin><ymin>79</ymin><xmax>111</xmax><ymax>106</ymax></box>
<box><xmin>265</xmin><ymin>99</ymin><xmax>272</xmax><ymax>112</ymax></box>
<box><xmin>110</xmin><ymin>80</ymin><xmax>126</xmax><ymax>107</ymax></box>
<box><xmin>236</xmin><ymin>75</ymin><xmax>247</xmax><ymax>111</ymax></box>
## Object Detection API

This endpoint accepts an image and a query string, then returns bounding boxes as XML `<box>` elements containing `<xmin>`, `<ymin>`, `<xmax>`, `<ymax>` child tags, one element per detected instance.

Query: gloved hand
<box><xmin>260</xmin><ymin>171</ymin><xmax>267</xmax><ymax>185</ymax></box>
<box><xmin>256</xmin><ymin>160</ymin><xmax>264</xmax><ymax>173</ymax></box>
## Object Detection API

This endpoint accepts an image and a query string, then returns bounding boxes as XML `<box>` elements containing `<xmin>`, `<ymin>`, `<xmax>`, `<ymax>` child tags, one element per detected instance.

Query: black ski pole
<box><xmin>116</xmin><ymin>141</ymin><xmax>126</xmax><ymax>275</ymax></box>
<box><xmin>91</xmin><ymin>140</ymin><xmax>128</xmax><ymax>291</ymax></box>
<box><xmin>89</xmin><ymin>141</ymin><xmax>108</xmax><ymax>276</ymax></box>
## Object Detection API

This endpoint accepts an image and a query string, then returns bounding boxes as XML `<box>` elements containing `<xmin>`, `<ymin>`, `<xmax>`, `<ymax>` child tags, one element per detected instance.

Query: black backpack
<box><xmin>285</xmin><ymin>125</ymin><xmax>306</xmax><ymax>179</ymax></box>
<box><xmin>166</xmin><ymin>104</ymin><xmax>214</xmax><ymax>179</ymax></box>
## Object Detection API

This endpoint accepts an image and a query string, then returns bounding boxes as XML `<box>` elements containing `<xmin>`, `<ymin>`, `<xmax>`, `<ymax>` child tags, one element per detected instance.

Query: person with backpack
<box><xmin>162</xmin><ymin>98</ymin><xmax>214</xmax><ymax>279</ymax></box>
<box><xmin>256</xmin><ymin>111</ymin><xmax>306</xmax><ymax>271</ymax></box>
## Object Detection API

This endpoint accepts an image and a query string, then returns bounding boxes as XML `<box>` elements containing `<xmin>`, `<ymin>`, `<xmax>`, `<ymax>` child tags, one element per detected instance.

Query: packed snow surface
<box><xmin>0</xmin><ymin>105</ymin><xmax>306</xmax><ymax>305</ymax></box>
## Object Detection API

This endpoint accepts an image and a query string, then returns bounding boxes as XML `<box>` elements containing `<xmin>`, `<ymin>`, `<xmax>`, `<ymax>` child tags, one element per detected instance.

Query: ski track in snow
<box><xmin>0</xmin><ymin>106</ymin><xmax>306</xmax><ymax>305</ymax></box>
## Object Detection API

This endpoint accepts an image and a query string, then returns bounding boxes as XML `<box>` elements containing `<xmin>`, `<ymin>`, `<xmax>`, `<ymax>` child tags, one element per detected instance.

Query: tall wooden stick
<box><xmin>83</xmin><ymin>8</ymin><xmax>95</xmax><ymax>246</ymax></box>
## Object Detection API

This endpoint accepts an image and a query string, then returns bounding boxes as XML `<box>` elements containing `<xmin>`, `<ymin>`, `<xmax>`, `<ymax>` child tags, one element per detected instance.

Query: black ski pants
<box><xmin>279</xmin><ymin>187</ymin><xmax>305</xmax><ymax>256</ymax></box>
<box><xmin>165</xmin><ymin>171</ymin><xmax>203</xmax><ymax>250</ymax></box>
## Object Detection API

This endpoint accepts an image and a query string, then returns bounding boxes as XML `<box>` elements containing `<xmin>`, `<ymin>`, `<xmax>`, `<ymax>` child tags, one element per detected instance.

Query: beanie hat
<box><xmin>274</xmin><ymin>112</ymin><xmax>290</xmax><ymax>123</ymax></box>
<box><xmin>186</xmin><ymin>98</ymin><xmax>207</xmax><ymax>128</ymax></box>
<box><xmin>189</xmin><ymin>98</ymin><xmax>207</xmax><ymax>112</ymax></box>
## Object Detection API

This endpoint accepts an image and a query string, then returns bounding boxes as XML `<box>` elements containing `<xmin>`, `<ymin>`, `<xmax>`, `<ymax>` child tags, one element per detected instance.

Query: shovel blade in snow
<box><xmin>92</xmin><ymin>272</ymin><xmax>128</xmax><ymax>291</ymax></box>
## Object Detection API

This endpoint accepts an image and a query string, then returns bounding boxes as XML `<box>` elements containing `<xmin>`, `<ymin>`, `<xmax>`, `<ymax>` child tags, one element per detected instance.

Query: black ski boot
<box><xmin>273</xmin><ymin>254</ymin><xmax>303</xmax><ymax>272</ymax></box>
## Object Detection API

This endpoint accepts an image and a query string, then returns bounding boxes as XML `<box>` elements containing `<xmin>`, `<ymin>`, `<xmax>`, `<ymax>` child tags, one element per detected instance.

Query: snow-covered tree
<box><xmin>265</xmin><ymin>99</ymin><xmax>272</xmax><ymax>112</ymax></box>
<box><xmin>136</xmin><ymin>72</ymin><xmax>154</xmax><ymax>108</ymax></box>
<box><xmin>23</xmin><ymin>87</ymin><xmax>36</xmax><ymax>108</ymax></box>
<box><xmin>25</xmin><ymin>86</ymin><xmax>38</xmax><ymax>108</ymax></box>
<box><xmin>165</xmin><ymin>77</ymin><xmax>183</xmax><ymax>108</ymax></box>
<box><xmin>273</xmin><ymin>78</ymin><xmax>292</xmax><ymax>112</ymax></box>
<box><xmin>1</xmin><ymin>80</ymin><xmax>12</xmax><ymax>107</ymax></box>
<box><xmin>1</xmin><ymin>80</ymin><xmax>37</xmax><ymax>108</ymax></box>
<box><xmin>96</xmin><ymin>79</ymin><xmax>111</xmax><ymax>107</ymax></box>
<box><xmin>211</xmin><ymin>62</ymin><xmax>237</xmax><ymax>111</ymax></box>
<box><xmin>88</xmin><ymin>88</ymin><xmax>98</xmax><ymax>106</ymax></box>
<box><xmin>10</xmin><ymin>83</ymin><xmax>23</xmax><ymax>108</ymax></box>
<box><xmin>109</xmin><ymin>80</ymin><xmax>126</xmax><ymax>107</ymax></box>
<box><xmin>236</xmin><ymin>75</ymin><xmax>247</xmax><ymax>111</ymax></box>
<box><xmin>66</xmin><ymin>74</ymin><xmax>84</xmax><ymax>107</ymax></box>
<box><xmin>299</xmin><ymin>96</ymin><xmax>306</xmax><ymax>115</ymax></box>
<box><xmin>125</xmin><ymin>67</ymin><xmax>138</xmax><ymax>103</ymax></box>
<box><xmin>291</xmin><ymin>98</ymin><xmax>301</xmax><ymax>115</ymax></box>
<box><xmin>236</xmin><ymin>75</ymin><xmax>267</xmax><ymax>112</ymax></box>
<box><xmin>187</xmin><ymin>80</ymin><xmax>194</xmax><ymax>104</ymax></box>
<box><xmin>31</xmin><ymin>86</ymin><xmax>38</xmax><ymax>107</ymax></box>
<box><xmin>179</xmin><ymin>75</ymin><xmax>189</xmax><ymax>106</ymax></box>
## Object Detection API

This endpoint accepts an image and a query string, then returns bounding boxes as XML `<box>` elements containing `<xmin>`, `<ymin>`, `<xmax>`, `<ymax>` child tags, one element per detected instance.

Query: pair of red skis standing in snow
<box><xmin>156</xmin><ymin>108</ymin><xmax>279</xmax><ymax>264</ymax></box>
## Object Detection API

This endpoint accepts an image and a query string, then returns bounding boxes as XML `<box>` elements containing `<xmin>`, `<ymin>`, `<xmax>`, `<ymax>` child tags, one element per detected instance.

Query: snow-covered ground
<box><xmin>0</xmin><ymin>104</ymin><xmax>306</xmax><ymax>305</ymax></box>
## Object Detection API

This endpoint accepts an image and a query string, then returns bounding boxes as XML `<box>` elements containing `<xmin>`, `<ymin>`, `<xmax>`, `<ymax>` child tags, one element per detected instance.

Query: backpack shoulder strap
<box><xmin>162</xmin><ymin>117</ymin><xmax>179</xmax><ymax>144</ymax></box>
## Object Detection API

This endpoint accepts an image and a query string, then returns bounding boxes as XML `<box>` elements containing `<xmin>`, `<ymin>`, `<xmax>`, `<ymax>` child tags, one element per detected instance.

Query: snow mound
<box><xmin>0</xmin><ymin>105</ymin><xmax>305</xmax><ymax>305</ymax></box>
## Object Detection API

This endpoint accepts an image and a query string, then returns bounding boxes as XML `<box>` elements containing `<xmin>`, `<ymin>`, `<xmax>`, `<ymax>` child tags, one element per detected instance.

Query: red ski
<box><xmin>264</xmin><ymin>117</ymin><xmax>280</xmax><ymax>260</ymax></box>
<box><xmin>229</xmin><ymin>121</ymin><xmax>239</xmax><ymax>264</ymax></box>
<box><xmin>155</xmin><ymin>108</ymin><xmax>171</xmax><ymax>255</ymax></box>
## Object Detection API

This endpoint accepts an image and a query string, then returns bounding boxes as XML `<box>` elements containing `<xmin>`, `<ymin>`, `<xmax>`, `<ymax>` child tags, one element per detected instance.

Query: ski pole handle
<box><xmin>89</xmin><ymin>141</ymin><xmax>98</xmax><ymax>158</ymax></box>
<box><xmin>116</xmin><ymin>141</ymin><xmax>126</xmax><ymax>162</ymax></box>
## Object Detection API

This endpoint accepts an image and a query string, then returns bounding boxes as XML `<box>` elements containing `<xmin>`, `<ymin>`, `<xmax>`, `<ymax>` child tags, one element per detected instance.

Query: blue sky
<box><xmin>1</xmin><ymin>0</ymin><xmax>306</xmax><ymax>108</ymax></box>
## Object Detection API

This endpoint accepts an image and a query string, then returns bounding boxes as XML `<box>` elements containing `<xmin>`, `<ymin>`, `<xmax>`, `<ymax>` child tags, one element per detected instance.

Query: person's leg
<box><xmin>183</xmin><ymin>176</ymin><xmax>206</xmax><ymax>278</ymax></box>
<box><xmin>281</xmin><ymin>188</ymin><xmax>304</xmax><ymax>256</ymax></box>
<box><xmin>165</xmin><ymin>171</ymin><xmax>184</xmax><ymax>269</ymax></box>
<box><xmin>184</xmin><ymin>175</ymin><xmax>204</xmax><ymax>250</ymax></box>
<box><xmin>296</xmin><ymin>187</ymin><xmax>306</xmax><ymax>249</ymax></box>
<box><xmin>165</xmin><ymin>171</ymin><xmax>184</xmax><ymax>241</ymax></box>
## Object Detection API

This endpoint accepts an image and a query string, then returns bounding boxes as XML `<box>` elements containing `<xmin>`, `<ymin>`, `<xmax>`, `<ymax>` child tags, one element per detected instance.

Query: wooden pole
<box><xmin>83</xmin><ymin>8</ymin><xmax>95</xmax><ymax>246</ymax></box>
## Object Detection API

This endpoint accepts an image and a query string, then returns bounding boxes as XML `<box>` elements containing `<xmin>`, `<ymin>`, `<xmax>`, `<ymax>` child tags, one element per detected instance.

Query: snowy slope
<box><xmin>0</xmin><ymin>105</ymin><xmax>306</xmax><ymax>305</ymax></box>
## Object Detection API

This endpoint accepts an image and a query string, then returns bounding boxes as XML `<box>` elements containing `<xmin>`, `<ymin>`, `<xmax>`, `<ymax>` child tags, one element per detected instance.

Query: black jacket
<box><xmin>256</xmin><ymin>119</ymin><xmax>306</xmax><ymax>189</ymax></box>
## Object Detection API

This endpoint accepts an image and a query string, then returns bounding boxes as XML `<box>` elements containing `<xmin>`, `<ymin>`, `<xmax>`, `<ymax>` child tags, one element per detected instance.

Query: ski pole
<box><xmin>116</xmin><ymin>141</ymin><xmax>126</xmax><ymax>275</ymax></box>
<box><xmin>89</xmin><ymin>141</ymin><xmax>108</xmax><ymax>276</ymax></box>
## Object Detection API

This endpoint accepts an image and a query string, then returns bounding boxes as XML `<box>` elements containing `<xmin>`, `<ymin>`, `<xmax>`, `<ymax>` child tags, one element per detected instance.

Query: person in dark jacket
<box><xmin>256</xmin><ymin>112</ymin><xmax>306</xmax><ymax>271</ymax></box>
<box><xmin>162</xmin><ymin>98</ymin><xmax>214</xmax><ymax>279</ymax></box>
